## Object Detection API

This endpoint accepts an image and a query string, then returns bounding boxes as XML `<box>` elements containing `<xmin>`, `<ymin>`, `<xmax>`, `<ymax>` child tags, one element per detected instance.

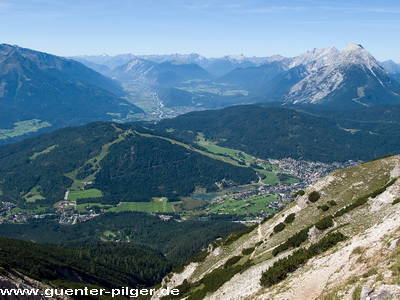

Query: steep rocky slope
<box><xmin>153</xmin><ymin>155</ymin><xmax>400</xmax><ymax>300</ymax></box>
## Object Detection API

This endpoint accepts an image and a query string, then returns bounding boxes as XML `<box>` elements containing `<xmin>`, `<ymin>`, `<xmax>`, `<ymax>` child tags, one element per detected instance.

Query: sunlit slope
<box><xmin>154</xmin><ymin>155</ymin><xmax>400</xmax><ymax>300</ymax></box>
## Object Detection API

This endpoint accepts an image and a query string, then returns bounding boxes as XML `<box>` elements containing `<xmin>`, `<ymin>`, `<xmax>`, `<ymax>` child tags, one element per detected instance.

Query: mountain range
<box><xmin>0</xmin><ymin>44</ymin><xmax>142</xmax><ymax>144</ymax></box>
<box><xmin>75</xmin><ymin>43</ymin><xmax>400</xmax><ymax>110</ymax></box>
<box><xmin>111</xmin><ymin>59</ymin><xmax>211</xmax><ymax>87</ymax></box>
<box><xmin>220</xmin><ymin>43</ymin><xmax>400</xmax><ymax>108</ymax></box>
<box><xmin>73</xmin><ymin>53</ymin><xmax>277</xmax><ymax>76</ymax></box>
<box><xmin>1</xmin><ymin>42</ymin><xmax>399</xmax><ymax>143</ymax></box>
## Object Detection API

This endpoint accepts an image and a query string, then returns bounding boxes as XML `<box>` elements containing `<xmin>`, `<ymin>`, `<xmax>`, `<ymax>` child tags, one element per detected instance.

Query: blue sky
<box><xmin>1</xmin><ymin>0</ymin><xmax>400</xmax><ymax>61</ymax></box>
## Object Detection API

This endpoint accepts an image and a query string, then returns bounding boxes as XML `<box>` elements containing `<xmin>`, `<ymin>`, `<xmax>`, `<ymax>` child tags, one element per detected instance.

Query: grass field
<box><xmin>23</xmin><ymin>186</ymin><xmax>45</xmax><ymax>203</ymax></box>
<box><xmin>0</xmin><ymin>119</ymin><xmax>51</xmax><ymax>140</ymax></box>
<box><xmin>75</xmin><ymin>198</ymin><xmax>180</xmax><ymax>214</ymax></box>
<box><xmin>68</xmin><ymin>189</ymin><xmax>103</xmax><ymax>201</ymax></box>
<box><xmin>177</xmin><ymin>81</ymin><xmax>249</xmax><ymax>97</ymax></box>
<box><xmin>178</xmin><ymin>197</ymin><xmax>206</xmax><ymax>211</ymax></box>
<box><xmin>259</xmin><ymin>171</ymin><xmax>280</xmax><ymax>185</ymax></box>
<box><xmin>195</xmin><ymin>133</ymin><xmax>299</xmax><ymax>186</ymax></box>
<box><xmin>103</xmin><ymin>230</ymin><xmax>116</xmax><ymax>238</ymax></box>
<box><xmin>196</xmin><ymin>133</ymin><xmax>255</xmax><ymax>163</ymax></box>
<box><xmin>107</xmin><ymin>198</ymin><xmax>180</xmax><ymax>213</ymax></box>
<box><xmin>76</xmin><ymin>203</ymin><xmax>112</xmax><ymax>213</ymax></box>
<box><xmin>10</xmin><ymin>206</ymin><xmax>48</xmax><ymax>215</ymax></box>
<box><xmin>205</xmin><ymin>194</ymin><xmax>279</xmax><ymax>215</ymax></box>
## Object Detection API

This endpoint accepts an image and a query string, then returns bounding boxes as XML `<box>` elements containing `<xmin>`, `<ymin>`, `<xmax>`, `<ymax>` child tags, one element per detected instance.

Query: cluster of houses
<box><xmin>59</xmin><ymin>212</ymin><xmax>99</xmax><ymax>225</ymax></box>
<box><xmin>0</xmin><ymin>201</ymin><xmax>17</xmax><ymax>224</ymax></box>
<box><xmin>267</xmin><ymin>200</ymin><xmax>286</xmax><ymax>211</ymax></box>
<box><xmin>0</xmin><ymin>211</ymin><xmax>57</xmax><ymax>224</ymax></box>
<box><xmin>0</xmin><ymin>199</ymin><xmax>100</xmax><ymax>225</ymax></box>
<box><xmin>230</xmin><ymin>190</ymin><xmax>258</xmax><ymax>200</ymax></box>
<box><xmin>208</xmin><ymin>188</ymin><xmax>291</xmax><ymax>220</ymax></box>
<box><xmin>0</xmin><ymin>213</ymin><xmax>28</xmax><ymax>224</ymax></box>
<box><xmin>205</xmin><ymin>158</ymin><xmax>361</xmax><ymax>221</ymax></box>
<box><xmin>0</xmin><ymin>201</ymin><xmax>16</xmax><ymax>211</ymax></box>
<box><xmin>56</xmin><ymin>200</ymin><xmax>100</xmax><ymax>225</ymax></box>
<box><xmin>268</xmin><ymin>158</ymin><xmax>360</xmax><ymax>185</ymax></box>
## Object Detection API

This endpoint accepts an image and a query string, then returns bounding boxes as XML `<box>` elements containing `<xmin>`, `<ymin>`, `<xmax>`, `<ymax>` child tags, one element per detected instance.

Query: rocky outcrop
<box><xmin>0</xmin><ymin>269</ymin><xmax>69</xmax><ymax>300</ymax></box>
<box><xmin>360</xmin><ymin>285</ymin><xmax>400</xmax><ymax>300</ymax></box>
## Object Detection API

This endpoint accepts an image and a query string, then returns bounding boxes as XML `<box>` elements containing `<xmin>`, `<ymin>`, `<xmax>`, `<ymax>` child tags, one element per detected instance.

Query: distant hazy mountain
<box><xmin>74</xmin><ymin>53</ymin><xmax>277</xmax><ymax>76</ymax></box>
<box><xmin>200</xmin><ymin>55</ymin><xmax>259</xmax><ymax>76</ymax></box>
<box><xmin>74</xmin><ymin>44</ymin><xmax>400</xmax><ymax>110</ymax></box>
<box><xmin>202</xmin><ymin>55</ymin><xmax>289</xmax><ymax>76</ymax></box>
<box><xmin>380</xmin><ymin>59</ymin><xmax>400</xmax><ymax>74</ymax></box>
<box><xmin>112</xmin><ymin>58</ymin><xmax>212</xmax><ymax>87</ymax></box>
<box><xmin>0</xmin><ymin>44</ymin><xmax>142</xmax><ymax>142</ymax></box>
<box><xmin>110</xmin><ymin>57</ymin><xmax>157</xmax><ymax>83</ymax></box>
<box><xmin>138</xmin><ymin>53</ymin><xmax>207</xmax><ymax>65</ymax></box>
<box><xmin>137</xmin><ymin>54</ymin><xmax>282</xmax><ymax>76</ymax></box>
<box><xmin>220</xmin><ymin>60</ymin><xmax>301</xmax><ymax>97</ymax></box>
<box><xmin>73</xmin><ymin>53</ymin><xmax>137</xmax><ymax>70</ymax></box>
<box><xmin>380</xmin><ymin>59</ymin><xmax>400</xmax><ymax>83</ymax></box>
<box><xmin>219</xmin><ymin>43</ymin><xmax>400</xmax><ymax>109</ymax></box>
<box><xmin>73</xmin><ymin>58</ymin><xmax>112</xmax><ymax>75</ymax></box>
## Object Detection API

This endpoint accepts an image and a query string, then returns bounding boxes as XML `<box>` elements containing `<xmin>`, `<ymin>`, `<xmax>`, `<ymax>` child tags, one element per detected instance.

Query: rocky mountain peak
<box><xmin>0</xmin><ymin>43</ymin><xmax>17</xmax><ymax>54</ymax></box>
<box><xmin>285</xmin><ymin>43</ymin><xmax>400</xmax><ymax>107</ymax></box>
<box><xmin>340</xmin><ymin>42</ymin><xmax>381</xmax><ymax>70</ymax></box>
<box><xmin>124</xmin><ymin>57</ymin><xmax>155</xmax><ymax>71</ymax></box>
<box><xmin>288</xmin><ymin>46</ymin><xmax>339</xmax><ymax>71</ymax></box>
<box><xmin>344</xmin><ymin>42</ymin><xmax>364</xmax><ymax>50</ymax></box>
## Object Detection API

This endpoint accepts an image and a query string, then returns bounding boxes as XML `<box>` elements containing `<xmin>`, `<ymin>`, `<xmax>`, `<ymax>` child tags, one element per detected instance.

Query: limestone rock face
<box><xmin>360</xmin><ymin>285</ymin><xmax>400</xmax><ymax>300</ymax></box>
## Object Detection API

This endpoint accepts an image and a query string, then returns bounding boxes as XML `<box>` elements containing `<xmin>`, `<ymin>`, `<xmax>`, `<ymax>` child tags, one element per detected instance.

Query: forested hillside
<box><xmin>155</xmin><ymin>105</ymin><xmax>400</xmax><ymax>162</ymax></box>
<box><xmin>0</xmin><ymin>212</ymin><xmax>244</xmax><ymax>264</ymax></box>
<box><xmin>0</xmin><ymin>44</ymin><xmax>142</xmax><ymax>144</ymax></box>
<box><xmin>94</xmin><ymin>135</ymin><xmax>256</xmax><ymax>202</ymax></box>
<box><xmin>0</xmin><ymin>237</ymin><xmax>171</xmax><ymax>289</ymax></box>
<box><xmin>0</xmin><ymin>122</ymin><xmax>256</xmax><ymax>206</ymax></box>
